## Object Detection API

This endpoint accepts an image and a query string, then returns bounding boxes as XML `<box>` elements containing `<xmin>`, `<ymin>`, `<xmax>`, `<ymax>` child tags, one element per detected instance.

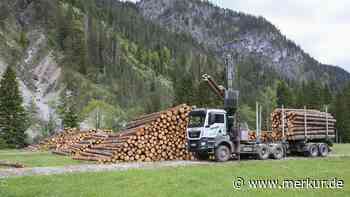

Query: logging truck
<box><xmin>186</xmin><ymin>51</ymin><xmax>334</xmax><ymax>162</ymax></box>
<box><xmin>186</xmin><ymin>107</ymin><xmax>334</xmax><ymax>162</ymax></box>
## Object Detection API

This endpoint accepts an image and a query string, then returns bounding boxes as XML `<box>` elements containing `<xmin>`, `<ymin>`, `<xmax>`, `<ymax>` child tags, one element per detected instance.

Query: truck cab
<box><xmin>187</xmin><ymin>108</ymin><xmax>234</xmax><ymax>161</ymax></box>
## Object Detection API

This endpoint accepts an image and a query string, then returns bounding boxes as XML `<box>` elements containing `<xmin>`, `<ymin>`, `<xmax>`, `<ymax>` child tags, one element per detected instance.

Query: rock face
<box><xmin>138</xmin><ymin>0</ymin><xmax>350</xmax><ymax>88</ymax></box>
<box><xmin>0</xmin><ymin>1</ymin><xmax>62</xmax><ymax>137</ymax></box>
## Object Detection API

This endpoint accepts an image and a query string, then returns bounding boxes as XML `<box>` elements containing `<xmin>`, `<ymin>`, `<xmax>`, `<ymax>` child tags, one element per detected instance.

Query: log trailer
<box><xmin>186</xmin><ymin>54</ymin><xmax>334</xmax><ymax>162</ymax></box>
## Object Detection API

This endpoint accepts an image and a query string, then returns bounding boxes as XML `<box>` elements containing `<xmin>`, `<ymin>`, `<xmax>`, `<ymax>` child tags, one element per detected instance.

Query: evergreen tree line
<box><xmin>239</xmin><ymin>80</ymin><xmax>350</xmax><ymax>142</ymax></box>
<box><xmin>2</xmin><ymin>0</ymin><xmax>349</xmax><ymax>147</ymax></box>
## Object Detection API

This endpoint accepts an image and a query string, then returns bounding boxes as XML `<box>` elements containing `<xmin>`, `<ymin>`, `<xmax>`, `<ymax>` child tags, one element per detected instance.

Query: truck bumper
<box><xmin>187</xmin><ymin>138</ymin><xmax>215</xmax><ymax>154</ymax></box>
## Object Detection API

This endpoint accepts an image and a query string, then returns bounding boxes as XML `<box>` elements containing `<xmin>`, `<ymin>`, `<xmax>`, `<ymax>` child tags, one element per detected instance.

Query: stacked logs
<box><xmin>33</xmin><ymin>128</ymin><xmax>112</xmax><ymax>158</ymax></box>
<box><xmin>271</xmin><ymin>108</ymin><xmax>336</xmax><ymax>141</ymax></box>
<box><xmin>37</xmin><ymin>128</ymin><xmax>112</xmax><ymax>155</ymax></box>
<box><xmin>72</xmin><ymin>104</ymin><xmax>195</xmax><ymax>163</ymax></box>
<box><xmin>32</xmin><ymin>104</ymin><xmax>194</xmax><ymax>163</ymax></box>
<box><xmin>248</xmin><ymin>131</ymin><xmax>283</xmax><ymax>142</ymax></box>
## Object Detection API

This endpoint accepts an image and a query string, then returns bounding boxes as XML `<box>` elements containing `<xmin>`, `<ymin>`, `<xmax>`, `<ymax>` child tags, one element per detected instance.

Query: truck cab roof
<box><xmin>191</xmin><ymin>108</ymin><xmax>226</xmax><ymax>114</ymax></box>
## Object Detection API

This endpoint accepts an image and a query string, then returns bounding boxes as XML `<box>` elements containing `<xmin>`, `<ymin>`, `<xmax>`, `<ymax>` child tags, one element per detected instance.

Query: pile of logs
<box><xmin>271</xmin><ymin>108</ymin><xmax>336</xmax><ymax>141</ymax></box>
<box><xmin>248</xmin><ymin>131</ymin><xmax>283</xmax><ymax>142</ymax></box>
<box><xmin>37</xmin><ymin>128</ymin><xmax>111</xmax><ymax>155</ymax></box>
<box><xmin>73</xmin><ymin>104</ymin><xmax>195</xmax><ymax>163</ymax></box>
<box><xmin>34</xmin><ymin>104</ymin><xmax>194</xmax><ymax>163</ymax></box>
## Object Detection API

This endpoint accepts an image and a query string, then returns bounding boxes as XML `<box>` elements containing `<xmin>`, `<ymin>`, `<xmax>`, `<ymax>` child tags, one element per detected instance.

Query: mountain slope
<box><xmin>0</xmin><ymin>0</ymin><xmax>223</xmax><ymax>137</ymax></box>
<box><xmin>0</xmin><ymin>0</ymin><xmax>349</xmax><ymax>141</ymax></box>
<box><xmin>137</xmin><ymin>0</ymin><xmax>350</xmax><ymax>89</ymax></box>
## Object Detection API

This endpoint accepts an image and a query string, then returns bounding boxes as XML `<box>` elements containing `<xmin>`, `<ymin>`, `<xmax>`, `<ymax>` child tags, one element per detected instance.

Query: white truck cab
<box><xmin>187</xmin><ymin>108</ymin><xmax>234</xmax><ymax>161</ymax></box>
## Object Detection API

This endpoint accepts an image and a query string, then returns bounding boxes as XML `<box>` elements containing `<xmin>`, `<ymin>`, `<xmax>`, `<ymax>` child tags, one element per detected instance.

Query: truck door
<box><xmin>208</xmin><ymin>113</ymin><xmax>226</xmax><ymax>137</ymax></box>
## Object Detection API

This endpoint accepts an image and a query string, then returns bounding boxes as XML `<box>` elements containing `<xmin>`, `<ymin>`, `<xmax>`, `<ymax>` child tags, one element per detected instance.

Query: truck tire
<box><xmin>271</xmin><ymin>144</ymin><xmax>284</xmax><ymax>160</ymax></box>
<box><xmin>318</xmin><ymin>143</ymin><xmax>329</xmax><ymax>157</ymax></box>
<box><xmin>256</xmin><ymin>144</ymin><xmax>270</xmax><ymax>160</ymax></box>
<box><xmin>215</xmin><ymin>145</ymin><xmax>231</xmax><ymax>162</ymax></box>
<box><xmin>306</xmin><ymin>144</ymin><xmax>319</xmax><ymax>157</ymax></box>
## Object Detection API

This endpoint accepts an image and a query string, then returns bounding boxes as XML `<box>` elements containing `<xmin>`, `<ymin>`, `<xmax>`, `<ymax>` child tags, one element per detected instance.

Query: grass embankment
<box><xmin>0</xmin><ymin>144</ymin><xmax>349</xmax><ymax>197</ymax></box>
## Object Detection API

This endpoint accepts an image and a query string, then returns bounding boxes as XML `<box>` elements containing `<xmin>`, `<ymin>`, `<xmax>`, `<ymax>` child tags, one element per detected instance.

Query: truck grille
<box><xmin>189</xmin><ymin>131</ymin><xmax>201</xmax><ymax>138</ymax></box>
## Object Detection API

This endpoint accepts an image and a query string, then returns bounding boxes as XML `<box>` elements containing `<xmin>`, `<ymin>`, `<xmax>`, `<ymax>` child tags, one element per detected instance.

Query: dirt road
<box><xmin>0</xmin><ymin>161</ymin><xmax>212</xmax><ymax>178</ymax></box>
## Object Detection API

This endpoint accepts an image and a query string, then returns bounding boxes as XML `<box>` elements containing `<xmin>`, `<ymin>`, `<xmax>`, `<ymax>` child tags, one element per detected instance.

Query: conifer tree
<box><xmin>0</xmin><ymin>66</ymin><xmax>28</xmax><ymax>148</ymax></box>
<box><xmin>58</xmin><ymin>91</ymin><xmax>79</xmax><ymax>128</ymax></box>
<box><xmin>276</xmin><ymin>80</ymin><xmax>294</xmax><ymax>107</ymax></box>
<box><xmin>334</xmin><ymin>83</ymin><xmax>350</xmax><ymax>142</ymax></box>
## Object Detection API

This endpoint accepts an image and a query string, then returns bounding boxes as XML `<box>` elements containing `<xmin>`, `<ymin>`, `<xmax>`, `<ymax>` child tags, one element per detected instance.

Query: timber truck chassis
<box><xmin>187</xmin><ymin>137</ymin><xmax>332</xmax><ymax>161</ymax></box>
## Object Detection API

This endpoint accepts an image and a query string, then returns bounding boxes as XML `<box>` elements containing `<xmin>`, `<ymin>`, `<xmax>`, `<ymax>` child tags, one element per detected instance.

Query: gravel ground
<box><xmin>0</xmin><ymin>161</ymin><xmax>213</xmax><ymax>179</ymax></box>
<box><xmin>0</xmin><ymin>154</ymin><xmax>346</xmax><ymax>179</ymax></box>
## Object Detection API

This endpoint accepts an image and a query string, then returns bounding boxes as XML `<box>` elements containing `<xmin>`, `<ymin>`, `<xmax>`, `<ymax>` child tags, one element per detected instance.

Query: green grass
<box><xmin>331</xmin><ymin>144</ymin><xmax>350</xmax><ymax>156</ymax></box>
<box><xmin>0</xmin><ymin>144</ymin><xmax>349</xmax><ymax>197</ymax></box>
<box><xmin>0</xmin><ymin>157</ymin><xmax>349</xmax><ymax>197</ymax></box>
<box><xmin>0</xmin><ymin>149</ymin><xmax>87</xmax><ymax>167</ymax></box>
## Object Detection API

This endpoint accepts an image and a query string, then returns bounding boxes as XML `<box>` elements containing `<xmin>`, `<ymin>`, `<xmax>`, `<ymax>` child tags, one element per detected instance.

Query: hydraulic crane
<box><xmin>186</xmin><ymin>51</ymin><xmax>241</xmax><ymax>161</ymax></box>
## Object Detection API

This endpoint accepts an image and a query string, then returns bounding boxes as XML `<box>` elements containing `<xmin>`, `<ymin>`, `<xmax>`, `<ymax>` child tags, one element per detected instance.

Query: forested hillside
<box><xmin>0</xmin><ymin>0</ymin><xmax>349</xmax><ymax>143</ymax></box>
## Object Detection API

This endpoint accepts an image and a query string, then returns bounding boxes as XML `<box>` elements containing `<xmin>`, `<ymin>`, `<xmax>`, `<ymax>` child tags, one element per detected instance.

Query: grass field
<box><xmin>331</xmin><ymin>144</ymin><xmax>349</xmax><ymax>156</ymax></box>
<box><xmin>0</xmin><ymin>149</ymin><xmax>87</xmax><ymax>167</ymax></box>
<box><xmin>0</xmin><ymin>144</ymin><xmax>349</xmax><ymax>197</ymax></box>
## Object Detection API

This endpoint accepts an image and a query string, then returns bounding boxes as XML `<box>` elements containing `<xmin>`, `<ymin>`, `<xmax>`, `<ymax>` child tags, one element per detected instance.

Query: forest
<box><xmin>0</xmin><ymin>0</ymin><xmax>349</xmax><ymax>148</ymax></box>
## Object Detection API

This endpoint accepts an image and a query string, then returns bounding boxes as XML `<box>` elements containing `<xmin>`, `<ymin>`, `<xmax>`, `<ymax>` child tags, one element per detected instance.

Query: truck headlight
<box><xmin>201</xmin><ymin>142</ymin><xmax>207</xmax><ymax>146</ymax></box>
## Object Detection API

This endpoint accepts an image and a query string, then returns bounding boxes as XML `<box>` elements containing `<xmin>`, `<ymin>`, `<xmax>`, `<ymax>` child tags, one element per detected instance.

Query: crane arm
<box><xmin>202</xmin><ymin>74</ymin><xmax>225</xmax><ymax>99</ymax></box>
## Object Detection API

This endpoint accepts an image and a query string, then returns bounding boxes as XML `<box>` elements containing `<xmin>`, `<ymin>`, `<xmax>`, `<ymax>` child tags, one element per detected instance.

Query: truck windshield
<box><xmin>188</xmin><ymin>111</ymin><xmax>206</xmax><ymax>128</ymax></box>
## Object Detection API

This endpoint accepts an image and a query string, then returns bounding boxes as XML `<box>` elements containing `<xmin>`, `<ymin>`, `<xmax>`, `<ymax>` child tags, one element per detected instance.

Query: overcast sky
<box><xmin>129</xmin><ymin>0</ymin><xmax>350</xmax><ymax>72</ymax></box>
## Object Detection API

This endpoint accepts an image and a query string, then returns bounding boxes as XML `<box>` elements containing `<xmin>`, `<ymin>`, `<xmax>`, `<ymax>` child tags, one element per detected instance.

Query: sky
<box><xmin>129</xmin><ymin>0</ymin><xmax>350</xmax><ymax>72</ymax></box>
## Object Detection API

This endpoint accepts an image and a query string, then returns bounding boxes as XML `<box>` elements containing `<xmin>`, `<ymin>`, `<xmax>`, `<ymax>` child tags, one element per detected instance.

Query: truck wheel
<box><xmin>306</xmin><ymin>144</ymin><xmax>319</xmax><ymax>157</ymax></box>
<box><xmin>271</xmin><ymin>144</ymin><xmax>284</xmax><ymax>160</ymax></box>
<box><xmin>257</xmin><ymin>144</ymin><xmax>270</xmax><ymax>160</ymax></box>
<box><xmin>318</xmin><ymin>143</ymin><xmax>329</xmax><ymax>157</ymax></box>
<box><xmin>215</xmin><ymin>145</ymin><xmax>231</xmax><ymax>162</ymax></box>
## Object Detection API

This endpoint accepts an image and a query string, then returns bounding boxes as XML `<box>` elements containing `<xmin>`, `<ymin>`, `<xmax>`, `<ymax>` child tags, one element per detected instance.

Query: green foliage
<box><xmin>80</xmin><ymin>99</ymin><xmax>126</xmax><ymax>130</ymax></box>
<box><xmin>294</xmin><ymin>81</ymin><xmax>333</xmax><ymax>110</ymax></box>
<box><xmin>276</xmin><ymin>80</ymin><xmax>294</xmax><ymax>108</ymax></box>
<box><xmin>0</xmin><ymin>66</ymin><xmax>28</xmax><ymax>148</ymax></box>
<box><xmin>334</xmin><ymin>83</ymin><xmax>350</xmax><ymax>142</ymax></box>
<box><xmin>27</xmin><ymin>97</ymin><xmax>40</xmax><ymax>127</ymax></box>
<box><xmin>42</xmin><ymin>111</ymin><xmax>58</xmax><ymax>137</ymax></box>
<box><xmin>0</xmin><ymin>2</ymin><xmax>10</xmax><ymax>22</ymax></box>
<box><xmin>258</xmin><ymin>85</ymin><xmax>277</xmax><ymax>130</ymax></box>
<box><xmin>57</xmin><ymin>91</ymin><xmax>79</xmax><ymax>128</ymax></box>
<box><xmin>18</xmin><ymin>31</ymin><xmax>29</xmax><ymax>50</ymax></box>
<box><xmin>238</xmin><ymin>104</ymin><xmax>255</xmax><ymax>129</ymax></box>
<box><xmin>5</xmin><ymin>0</ymin><xmax>344</xmax><ymax>135</ymax></box>
<box><xmin>0</xmin><ymin>137</ymin><xmax>8</xmax><ymax>149</ymax></box>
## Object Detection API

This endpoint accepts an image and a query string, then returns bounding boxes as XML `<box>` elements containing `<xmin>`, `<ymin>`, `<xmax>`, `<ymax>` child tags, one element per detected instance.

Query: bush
<box><xmin>0</xmin><ymin>138</ymin><xmax>9</xmax><ymax>149</ymax></box>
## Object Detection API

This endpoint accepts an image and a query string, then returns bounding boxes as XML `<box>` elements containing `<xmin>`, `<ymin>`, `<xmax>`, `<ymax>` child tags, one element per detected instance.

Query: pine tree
<box><xmin>304</xmin><ymin>81</ymin><xmax>322</xmax><ymax>109</ymax></box>
<box><xmin>58</xmin><ymin>91</ymin><xmax>79</xmax><ymax>128</ymax></box>
<box><xmin>276</xmin><ymin>80</ymin><xmax>294</xmax><ymax>108</ymax></box>
<box><xmin>334</xmin><ymin>83</ymin><xmax>350</xmax><ymax>142</ymax></box>
<box><xmin>321</xmin><ymin>85</ymin><xmax>333</xmax><ymax>105</ymax></box>
<box><xmin>258</xmin><ymin>85</ymin><xmax>277</xmax><ymax>130</ymax></box>
<box><xmin>0</xmin><ymin>66</ymin><xmax>28</xmax><ymax>148</ymax></box>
